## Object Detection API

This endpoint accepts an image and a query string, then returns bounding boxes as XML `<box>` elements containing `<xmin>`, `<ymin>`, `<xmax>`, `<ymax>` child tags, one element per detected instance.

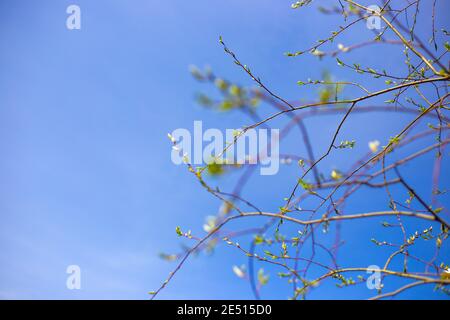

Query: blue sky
<box><xmin>0</xmin><ymin>0</ymin><xmax>449</xmax><ymax>299</ymax></box>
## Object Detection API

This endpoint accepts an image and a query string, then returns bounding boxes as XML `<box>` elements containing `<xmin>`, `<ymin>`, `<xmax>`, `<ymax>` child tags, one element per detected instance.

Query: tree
<box><xmin>153</xmin><ymin>0</ymin><xmax>450</xmax><ymax>299</ymax></box>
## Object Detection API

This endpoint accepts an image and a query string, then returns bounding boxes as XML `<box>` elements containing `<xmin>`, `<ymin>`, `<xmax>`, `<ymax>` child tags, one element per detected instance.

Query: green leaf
<box><xmin>257</xmin><ymin>268</ymin><xmax>269</xmax><ymax>285</ymax></box>
<box><xmin>298</xmin><ymin>178</ymin><xmax>312</xmax><ymax>190</ymax></box>
<box><xmin>254</xmin><ymin>234</ymin><xmax>265</xmax><ymax>245</ymax></box>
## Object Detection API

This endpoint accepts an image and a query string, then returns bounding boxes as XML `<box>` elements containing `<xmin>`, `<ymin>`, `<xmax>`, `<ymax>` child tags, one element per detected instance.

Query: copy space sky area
<box><xmin>0</xmin><ymin>0</ymin><xmax>449</xmax><ymax>299</ymax></box>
